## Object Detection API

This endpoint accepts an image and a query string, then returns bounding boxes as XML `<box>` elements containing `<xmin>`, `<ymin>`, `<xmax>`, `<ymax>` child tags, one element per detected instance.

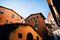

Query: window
<box><xmin>29</xmin><ymin>19</ymin><xmax>32</xmax><ymax>22</ymax></box>
<box><xmin>5</xmin><ymin>20</ymin><xmax>8</xmax><ymax>24</ymax></box>
<box><xmin>33</xmin><ymin>18</ymin><xmax>35</xmax><ymax>20</ymax></box>
<box><xmin>35</xmin><ymin>20</ymin><xmax>37</xmax><ymax>23</ymax></box>
<box><xmin>27</xmin><ymin>33</ymin><xmax>33</xmax><ymax>40</ymax></box>
<box><xmin>21</xmin><ymin>17</ymin><xmax>23</xmax><ymax>19</ymax></box>
<box><xmin>0</xmin><ymin>9</ymin><xmax>4</xmax><ymax>14</ymax></box>
<box><xmin>11</xmin><ymin>14</ymin><xmax>14</xmax><ymax>18</ymax></box>
<box><xmin>37</xmin><ymin>36</ymin><xmax>39</xmax><ymax>40</ymax></box>
<box><xmin>10</xmin><ymin>22</ymin><xmax>12</xmax><ymax>24</ymax></box>
<box><xmin>27</xmin><ymin>19</ymin><xmax>32</xmax><ymax>22</ymax></box>
<box><xmin>34</xmin><ymin>24</ymin><xmax>38</xmax><ymax>30</ymax></box>
<box><xmin>30</xmin><ymin>19</ymin><xmax>32</xmax><ymax>22</ymax></box>
<box><xmin>28</xmin><ymin>20</ymin><xmax>30</xmax><ymax>22</ymax></box>
<box><xmin>0</xmin><ymin>18</ymin><xmax>1</xmax><ymax>20</ymax></box>
<box><xmin>36</xmin><ymin>16</ymin><xmax>38</xmax><ymax>18</ymax></box>
<box><xmin>18</xmin><ymin>33</ymin><xmax>22</xmax><ymax>38</ymax></box>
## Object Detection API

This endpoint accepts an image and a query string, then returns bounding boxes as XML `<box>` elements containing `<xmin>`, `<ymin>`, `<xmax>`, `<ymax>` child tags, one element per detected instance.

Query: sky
<box><xmin>0</xmin><ymin>0</ymin><xmax>50</xmax><ymax>20</ymax></box>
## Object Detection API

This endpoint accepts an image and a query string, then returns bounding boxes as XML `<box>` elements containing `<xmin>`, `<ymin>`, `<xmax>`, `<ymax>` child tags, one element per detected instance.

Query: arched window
<box><xmin>27</xmin><ymin>33</ymin><xmax>33</xmax><ymax>40</ymax></box>
<box><xmin>5</xmin><ymin>20</ymin><xmax>8</xmax><ymax>24</ymax></box>
<box><xmin>37</xmin><ymin>36</ymin><xmax>39</xmax><ymax>40</ymax></box>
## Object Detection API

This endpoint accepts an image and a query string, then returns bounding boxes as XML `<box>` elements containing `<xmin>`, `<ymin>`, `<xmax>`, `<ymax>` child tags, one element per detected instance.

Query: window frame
<box><xmin>5</xmin><ymin>20</ymin><xmax>8</xmax><ymax>24</ymax></box>
<box><xmin>11</xmin><ymin>14</ymin><xmax>14</xmax><ymax>18</ymax></box>
<box><xmin>0</xmin><ymin>9</ymin><xmax>5</xmax><ymax>14</ymax></box>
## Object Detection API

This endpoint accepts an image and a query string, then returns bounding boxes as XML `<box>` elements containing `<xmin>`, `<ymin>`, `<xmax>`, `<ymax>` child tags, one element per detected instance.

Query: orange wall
<box><xmin>0</xmin><ymin>7</ymin><xmax>24</xmax><ymax>25</ymax></box>
<box><xmin>9</xmin><ymin>25</ymin><xmax>42</xmax><ymax>40</ymax></box>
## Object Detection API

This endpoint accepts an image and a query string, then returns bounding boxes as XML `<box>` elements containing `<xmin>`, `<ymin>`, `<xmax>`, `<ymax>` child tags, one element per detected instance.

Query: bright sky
<box><xmin>0</xmin><ymin>0</ymin><xmax>50</xmax><ymax>19</ymax></box>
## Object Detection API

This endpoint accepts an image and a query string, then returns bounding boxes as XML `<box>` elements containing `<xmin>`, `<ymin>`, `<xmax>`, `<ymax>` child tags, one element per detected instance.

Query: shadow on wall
<box><xmin>0</xmin><ymin>23</ymin><xmax>19</xmax><ymax>40</ymax></box>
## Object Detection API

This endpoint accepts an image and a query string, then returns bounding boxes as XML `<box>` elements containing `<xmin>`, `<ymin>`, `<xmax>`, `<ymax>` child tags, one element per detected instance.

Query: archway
<box><xmin>27</xmin><ymin>33</ymin><xmax>33</xmax><ymax>40</ymax></box>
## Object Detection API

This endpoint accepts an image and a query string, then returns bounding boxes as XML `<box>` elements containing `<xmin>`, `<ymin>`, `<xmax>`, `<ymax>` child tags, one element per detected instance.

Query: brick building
<box><xmin>25</xmin><ymin>13</ymin><xmax>47</xmax><ymax>37</ymax></box>
<box><xmin>0</xmin><ymin>6</ymin><xmax>25</xmax><ymax>25</ymax></box>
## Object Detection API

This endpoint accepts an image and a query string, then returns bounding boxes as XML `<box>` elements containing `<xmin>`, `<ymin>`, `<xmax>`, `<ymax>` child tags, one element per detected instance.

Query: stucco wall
<box><xmin>9</xmin><ymin>25</ymin><xmax>42</xmax><ymax>40</ymax></box>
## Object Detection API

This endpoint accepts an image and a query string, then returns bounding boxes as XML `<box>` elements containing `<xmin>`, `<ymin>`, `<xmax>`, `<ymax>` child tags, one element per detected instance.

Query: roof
<box><xmin>0</xmin><ymin>6</ymin><xmax>23</xmax><ymax>18</ymax></box>
<box><xmin>0</xmin><ymin>23</ymin><xmax>42</xmax><ymax>37</ymax></box>
<box><xmin>25</xmin><ymin>13</ymin><xmax>46</xmax><ymax>20</ymax></box>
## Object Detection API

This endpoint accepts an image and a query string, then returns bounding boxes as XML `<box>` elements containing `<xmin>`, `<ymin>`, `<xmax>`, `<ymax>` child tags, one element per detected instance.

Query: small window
<box><xmin>37</xmin><ymin>36</ymin><xmax>39</xmax><ymax>40</ymax></box>
<box><xmin>28</xmin><ymin>19</ymin><xmax>32</xmax><ymax>22</ymax></box>
<box><xmin>5</xmin><ymin>20</ymin><xmax>8</xmax><ymax>24</ymax></box>
<box><xmin>33</xmin><ymin>18</ymin><xmax>35</xmax><ymax>20</ymax></box>
<box><xmin>36</xmin><ymin>16</ymin><xmax>38</xmax><ymax>18</ymax></box>
<box><xmin>21</xmin><ymin>17</ymin><xmax>23</xmax><ymax>19</ymax></box>
<box><xmin>18</xmin><ymin>33</ymin><xmax>22</xmax><ymax>38</ymax></box>
<box><xmin>1</xmin><ymin>9</ymin><xmax>4</xmax><ymax>14</ymax></box>
<box><xmin>11</xmin><ymin>14</ymin><xmax>14</xmax><ymax>18</ymax></box>
<box><xmin>10</xmin><ymin>22</ymin><xmax>12</xmax><ymax>24</ymax></box>
<box><xmin>28</xmin><ymin>20</ymin><xmax>30</xmax><ymax>22</ymax></box>
<box><xmin>0</xmin><ymin>18</ymin><xmax>1</xmax><ymax>20</ymax></box>
<box><xmin>35</xmin><ymin>20</ymin><xmax>37</xmax><ymax>23</ymax></box>
<box><xmin>30</xmin><ymin>19</ymin><xmax>32</xmax><ymax>22</ymax></box>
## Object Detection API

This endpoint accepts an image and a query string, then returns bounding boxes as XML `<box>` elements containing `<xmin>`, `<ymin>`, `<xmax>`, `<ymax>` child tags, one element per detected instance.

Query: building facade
<box><xmin>47</xmin><ymin>12</ymin><xmax>60</xmax><ymax>37</ymax></box>
<box><xmin>0</xmin><ymin>6</ymin><xmax>25</xmax><ymax>25</ymax></box>
<box><xmin>0</xmin><ymin>23</ymin><xmax>42</xmax><ymax>40</ymax></box>
<box><xmin>9</xmin><ymin>23</ymin><xmax>42</xmax><ymax>40</ymax></box>
<box><xmin>25</xmin><ymin>13</ymin><xmax>47</xmax><ymax>37</ymax></box>
<box><xmin>47</xmin><ymin>0</ymin><xmax>60</xmax><ymax>39</ymax></box>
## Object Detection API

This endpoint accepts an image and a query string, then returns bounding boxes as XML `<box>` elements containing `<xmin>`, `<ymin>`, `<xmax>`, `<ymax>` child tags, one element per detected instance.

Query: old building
<box><xmin>9</xmin><ymin>23</ymin><xmax>42</xmax><ymax>40</ymax></box>
<box><xmin>47</xmin><ymin>12</ymin><xmax>59</xmax><ymax>31</ymax></box>
<box><xmin>0</xmin><ymin>23</ymin><xmax>42</xmax><ymax>40</ymax></box>
<box><xmin>25</xmin><ymin>13</ymin><xmax>47</xmax><ymax>37</ymax></box>
<box><xmin>47</xmin><ymin>0</ymin><xmax>60</xmax><ymax>26</ymax></box>
<box><xmin>0</xmin><ymin>6</ymin><xmax>25</xmax><ymax>25</ymax></box>
<box><xmin>47</xmin><ymin>12</ymin><xmax>60</xmax><ymax>37</ymax></box>
<box><xmin>47</xmin><ymin>0</ymin><xmax>60</xmax><ymax>39</ymax></box>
